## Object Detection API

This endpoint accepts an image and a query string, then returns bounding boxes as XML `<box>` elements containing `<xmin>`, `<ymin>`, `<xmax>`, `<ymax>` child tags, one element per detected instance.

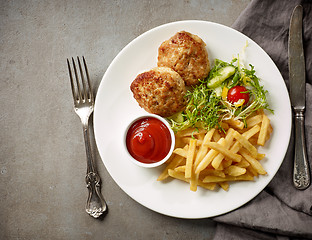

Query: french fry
<box><xmin>194</xmin><ymin>128</ymin><xmax>215</xmax><ymax>168</ymax></box>
<box><xmin>246</xmin><ymin>114</ymin><xmax>262</xmax><ymax>128</ymax></box>
<box><xmin>202</xmin><ymin>173</ymin><xmax>253</xmax><ymax>183</ymax></box>
<box><xmin>239</xmin><ymin>148</ymin><xmax>267</xmax><ymax>175</ymax></box>
<box><xmin>212</xmin><ymin>130</ymin><xmax>221</xmax><ymax>142</ymax></box>
<box><xmin>197</xmin><ymin>132</ymin><xmax>205</xmax><ymax>141</ymax></box>
<box><xmin>222</xmin><ymin>159</ymin><xmax>233</xmax><ymax>169</ymax></box>
<box><xmin>224</xmin><ymin>165</ymin><xmax>246</xmax><ymax>176</ymax></box>
<box><xmin>173</xmin><ymin>146</ymin><xmax>188</xmax><ymax>158</ymax></box>
<box><xmin>157</xmin><ymin>154</ymin><xmax>185</xmax><ymax>181</ymax></box>
<box><xmin>224</xmin><ymin>118</ymin><xmax>244</xmax><ymax>130</ymax></box>
<box><xmin>168</xmin><ymin>169</ymin><xmax>189</xmax><ymax>183</ymax></box>
<box><xmin>176</xmin><ymin>128</ymin><xmax>206</xmax><ymax>137</ymax></box>
<box><xmin>268</xmin><ymin>123</ymin><xmax>273</xmax><ymax>134</ymax></box>
<box><xmin>199</xmin><ymin>168</ymin><xmax>226</xmax><ymax>178</ymax></box>
<box><xmin>174</xmin><ymin>165</ymin><xmax>186</xmax><ymax>173</ymax></box>
<box><xmin>257</xmin><ymin>153</ymin><xmax>265</xmax><ymax>160</ymax></box>
<box><xmin>211</xmin><ymin>153</ymin><xmax>225</xmax><ymax>169</ymax></box>
<box><xmin>173</xmin><ymin>164</ymin><xmax>199</xmax><ymax>191</ymax></box>
<box><xmin>174</xmin><ymin>136</ymin><xmax>186</xmax><ymax>148</ymax></box>
<box><xmin>202</xmin><ymin>175</ymin><xmax>229</xmax><ymax>183</ymax></box>
<box><xmin>235</xmin><ymin>159</ymin><xmax>250</xmax><ymax>168</ymax></box>
<box><xmin>229</xmin><ymin>125</ymin><xmax>260</xmax><ymax>154</ymax></box>
<box><xmin>168</xmin><ymin>169</ymin><xmax>216</xmax><ymax>190</ymax></box>
<box><xmin>195</xmin><ymin>138</ymin><xmax>226</xmax><ymax>174</ymax></box>
<box><xmin>190</xmin><ymin>171</ymin><xmax>199</xmax><ymax>192</ymax></box>
<box><xmin>181</xmin><ymin>137</ymin><xmax>203</xmax><ymax>146</ymax></box>
<box><xmin>235</xmin><ymin>173</ymin><xmax>255</xmax><ymax>181</ymax></box>
<box><xmin>246</xmin><ymin>165</ymin><xmax>259</xmax><ymax>177</ymax></box>
<box><xmin>205</xmin><ymin>141</ymin><xmax>242</xmax><ymax>162</ymax></box>
<box><xmin>248</xmin><ymin>136</ymin><xmax>258</xmax><ymax>146</ymax></box>
<box><xmin>233</xmin><ymin>130</ymin><xmax>258</xmax><ymax>158</ymax></box>
<box><xmin>211</xmin><ymin>128</ymin><xmax>235</xmax><ymax>169</ymax></box>
<box><xmin>216</xmin><ymin>164</ymin><xmax>224</xmax><ymax>171</ymax></box>
<box><xmin>219</xmin><ymin>182</ymin><xmax>229</xmax><ymax>191</ymax></box>
<box><xmin>219</xmin><ymin>122</ymin><xmax>230</xmax><ymax>130</ymax></box>
<box><xmin>198</xmin><ymin>181</ymin><xmax>217</xmax><ymax>190</ymax></box>
<box><xmin>257</xmin><ymin>113</ymin><xmax>270</xmax><ymax>146</ymax></box>
<box><xmin>185</xmin><ymin>139</ymin><xmax>197</xmax><ymax>178</ymax></box>
<box><xmin>243</xmin><ymin>124</ymin><xmax>261</xmax><ymax>139</ymax></box>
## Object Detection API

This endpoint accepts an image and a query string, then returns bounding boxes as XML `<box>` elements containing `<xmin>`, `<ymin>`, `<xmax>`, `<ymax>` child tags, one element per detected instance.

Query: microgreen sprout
<box><xmin>167</xmin><ymin>53</ymin><xmax>273</xmax><ymax>133</ymax></box>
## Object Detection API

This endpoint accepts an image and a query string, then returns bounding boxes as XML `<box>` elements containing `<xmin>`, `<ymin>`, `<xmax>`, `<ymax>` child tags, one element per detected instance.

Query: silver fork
<box><xmin>67</xmin><ymin>56</ymin><xmax>107</xmax><ymax>218</ymax></box>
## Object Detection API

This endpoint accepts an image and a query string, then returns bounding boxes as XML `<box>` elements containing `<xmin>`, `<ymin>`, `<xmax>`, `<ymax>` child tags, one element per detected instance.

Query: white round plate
<box><xmin>94</xmin><ymin>20</ymin><xmax>291</xmax><ymax>219</ymax></box>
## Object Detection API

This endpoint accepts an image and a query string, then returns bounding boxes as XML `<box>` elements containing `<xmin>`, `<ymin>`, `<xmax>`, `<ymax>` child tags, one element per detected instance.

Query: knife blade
<box><xmin>288</xmin><ymin>5</ymin><xmax>311</xmax><ymax>190</ymax></box>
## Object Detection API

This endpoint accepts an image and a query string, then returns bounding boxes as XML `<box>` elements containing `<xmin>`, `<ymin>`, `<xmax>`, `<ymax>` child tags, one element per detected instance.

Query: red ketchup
<box><xmin>126</xmin><ymin>117</ymin><xmax>172</xmax><ymax>164</ymax></box>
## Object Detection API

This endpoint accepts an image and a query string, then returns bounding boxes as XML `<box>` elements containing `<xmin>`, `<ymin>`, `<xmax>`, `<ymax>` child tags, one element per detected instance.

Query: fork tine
<box><xmin>77</xmin><ymin>56</ymin><xmax>88</xmax><ymax>102</ymax></box>
<box><xmin>82</xmin><ymin>56</ymin><xmax>94</xmax><ymax>102</ymax></box>
<box><xmin>72</xmin><ymin>57</ymin><xmax>82</xmax><ymax>102</ymax></box>
<box><xmin>67</xmin><ymin>58</ymin><xmax>77</xmax><ymax>102</ymax></box>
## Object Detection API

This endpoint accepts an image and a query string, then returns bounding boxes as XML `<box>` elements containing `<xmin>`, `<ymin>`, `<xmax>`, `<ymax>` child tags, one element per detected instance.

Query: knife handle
<box><xmin>293</xmin><ymin>109</ymin><xmax>311</xmax><ymax>189</ymax></box>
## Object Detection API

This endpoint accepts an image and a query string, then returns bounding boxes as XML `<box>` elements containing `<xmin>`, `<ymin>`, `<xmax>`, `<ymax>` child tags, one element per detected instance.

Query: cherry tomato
<box><xmin>227</xmin><ymin>86</ymin><xmax>250</xmax><ymax>105</ymax></box>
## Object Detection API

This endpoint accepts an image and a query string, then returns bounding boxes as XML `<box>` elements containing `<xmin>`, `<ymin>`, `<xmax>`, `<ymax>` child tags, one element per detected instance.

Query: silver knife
<box><xmin>288</xmin><ymin>5</ymin><xmax>311</xmax><ymax>190</ymax></box>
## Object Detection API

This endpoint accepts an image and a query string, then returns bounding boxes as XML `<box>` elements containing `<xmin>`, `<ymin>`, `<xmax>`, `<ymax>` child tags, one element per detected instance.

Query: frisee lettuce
<box><xmin>167</xmin><ymin>55</ymin><xmax>273</xmax><ymax>133</ymax></box>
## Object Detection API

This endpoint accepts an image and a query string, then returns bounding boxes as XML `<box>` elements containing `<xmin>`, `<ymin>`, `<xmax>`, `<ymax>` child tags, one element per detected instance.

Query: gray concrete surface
<box><xmin>0</xmin><ymin>0</ymin><xmax>251</xmax><ymax>239</ymax></box>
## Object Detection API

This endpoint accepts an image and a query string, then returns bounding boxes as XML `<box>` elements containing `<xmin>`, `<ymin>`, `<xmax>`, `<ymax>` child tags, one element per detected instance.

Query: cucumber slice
<box><xmin>168</xmin><ymin>111</ymin><xmax>184</xmax><ymax>123</ymax></box>
<box><xmin>207</xmin><ymin>66</ymin><xmax>236</xmax><ymax>89</ymax></box>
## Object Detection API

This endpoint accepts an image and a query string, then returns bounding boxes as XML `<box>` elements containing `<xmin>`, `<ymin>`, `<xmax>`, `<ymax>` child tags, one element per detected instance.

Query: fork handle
<box><xmin>82</xmin><ymin>124</ymin><xmax>107</xmax><ymax>218</ymax></box>
<box><xmin>83</xmin><ymin>124</ymin><xmax>96</xmax><ymax>173</ymax></box>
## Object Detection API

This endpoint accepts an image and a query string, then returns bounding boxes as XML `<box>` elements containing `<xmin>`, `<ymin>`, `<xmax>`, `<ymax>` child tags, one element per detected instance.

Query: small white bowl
<box><xmin>124</xmin><ymin>114</ymin><xmax>175</xmax><ymax>168</ymax></box>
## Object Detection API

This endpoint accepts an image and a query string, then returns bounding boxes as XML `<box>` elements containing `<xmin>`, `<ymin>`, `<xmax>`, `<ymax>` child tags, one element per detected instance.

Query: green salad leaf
<box><xmin>167</xmin><ymin>55</ymin><xmax>273</xmax><ymax>133</ymax></box>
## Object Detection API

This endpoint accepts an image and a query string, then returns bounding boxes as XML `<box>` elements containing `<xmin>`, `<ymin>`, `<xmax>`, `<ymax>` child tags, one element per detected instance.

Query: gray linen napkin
<box><xmin>212</xmin><ymin>0</ymin><xmax>312</xmax><ymax>239</ymax></box>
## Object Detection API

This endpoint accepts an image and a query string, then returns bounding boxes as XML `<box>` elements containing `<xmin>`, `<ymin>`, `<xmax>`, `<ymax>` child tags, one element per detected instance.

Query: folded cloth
<box><xmin>212</xmin><ymin>0</ymin><xmax>312</xmax><ymax>239</ymax></box>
